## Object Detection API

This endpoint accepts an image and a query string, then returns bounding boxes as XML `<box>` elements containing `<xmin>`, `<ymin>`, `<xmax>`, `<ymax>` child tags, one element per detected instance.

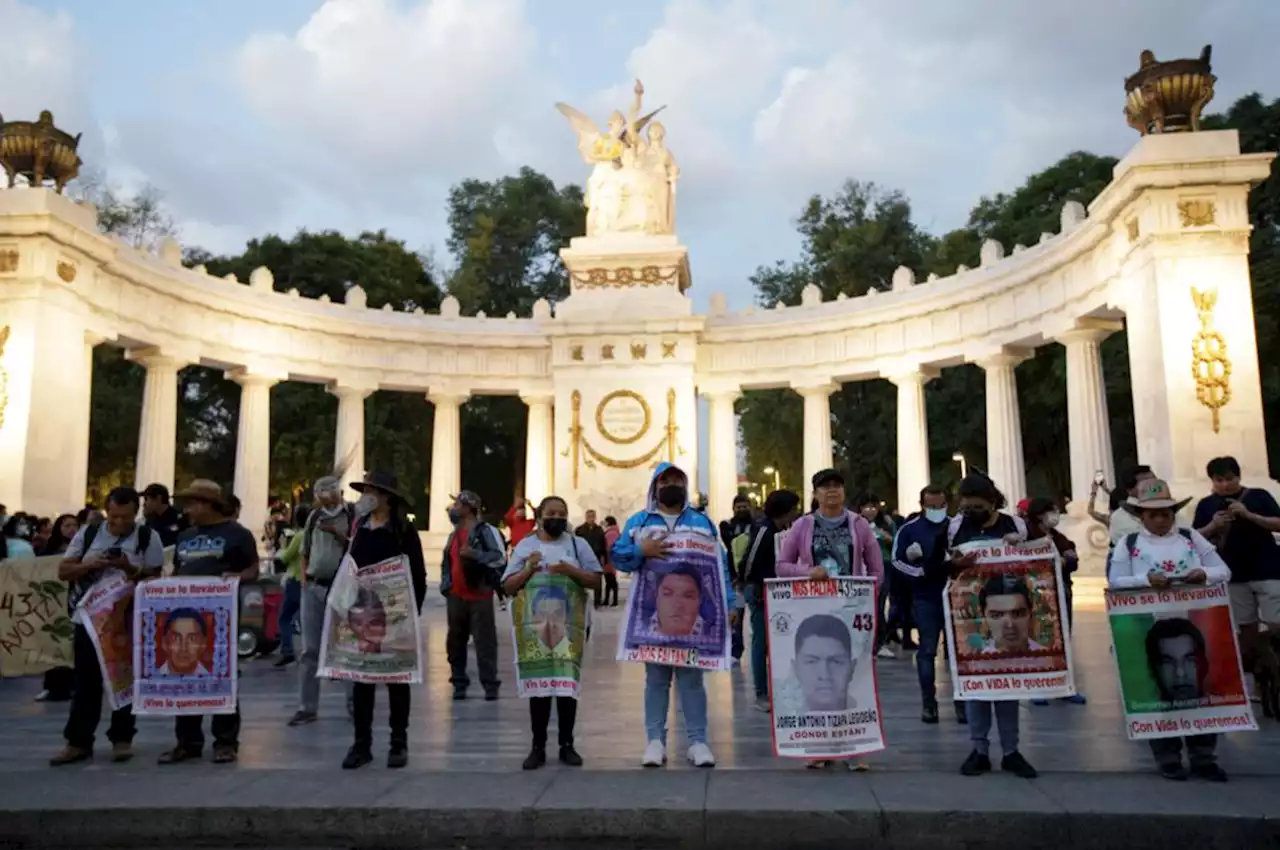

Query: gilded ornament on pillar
<box><xmin>661</xmin><ymin>341</ymin><xmax>677</xmax><ymax>358</ymax></box>
<box><xmin>630</xmin><ymin>342</ymin><xmax>647</xmax><ymax>360</ymax></box>
<box><xmin>571</xmin><ymin>266</ymin><xmax>679</xmax><ymax>288</ymax></box>
<box><xmin>0</xmin><ymin>325</ymin><xmax>10</xmax><ymax>430</ymax></box>
<box><xmin>1126</xmin><ymin>218</ymin><xmax>1140</xmax><ymax>242</ymax></box>
<box><xmin>1190</xmin><ymin>287</ymin><xmax>1231</xmax><ymax>433</ymax></box>
<box><xmin>0</xmin><ymin>250</ymin><xmax>16</xmax><ymax>273</ymax></box>
<box><xmin>601</xmin><ymin>344</ymin><xmax>615</xmax><ymax>360</ymax></box>
<box><xmin>562</xmin><ymin>389</ymin><xmax>680</xmax><ymax>480</ymax></box>
<box><xmin>56</xmin><ymin>261</ymin><xmax>77</xmax><ymax>282</ymax></box>
<box><xmin>570</xmin><ymin>345</ymin><xmax>584</xmax><ymax>361</ymax></box>
<box><xmin>1124</xmin><ymin>46</ymin><xmax>1215</xmax><ymax>136</ymax></box>
<box><xmin>1177</xmin><ymin>199</ymin><xmax>1216</xmax><ymax>228</ymax></box>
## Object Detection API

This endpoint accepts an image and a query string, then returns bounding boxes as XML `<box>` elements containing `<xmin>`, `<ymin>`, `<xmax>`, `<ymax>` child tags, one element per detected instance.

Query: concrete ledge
<box><xmin>1</xmin><ymin>769</ymin><xmax>1277</xmax><ymax>849</ymax></box>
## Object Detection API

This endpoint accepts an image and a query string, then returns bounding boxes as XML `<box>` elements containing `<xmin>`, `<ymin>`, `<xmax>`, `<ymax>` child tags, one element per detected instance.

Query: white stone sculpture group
<box><xmin>556</xmin><ymin>80</ymin><xmax>680</xmax><ymax>238</ymax></box>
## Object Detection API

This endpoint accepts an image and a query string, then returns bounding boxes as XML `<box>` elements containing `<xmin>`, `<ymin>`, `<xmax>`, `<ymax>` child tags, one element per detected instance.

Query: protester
<box><xmin>893</xmin><ymin>485</ymin><xmax>967</xmax><ymax>725</ymax></box>
<box><xmin>160</xmin><ymin>480</ymin><xmax>258</xmax><ymax>765</ymax></box>
<box><xmin>779</xmin><ymin>470</ymin><xmax>884</xmax><ymax>585</ymax></box>
<box><xmin>1023</xmin><ymin>497</ymin><xmax>1087</xmax><ymax>706</ymax></box>
<box><xmin>504</xmin><ymin>500</ymin><xmax>536</xmax><ymax>547</ymax></box>
<box><xmin>34</xmin><ymin>513</ymin><xmax>82</xmax><ymax>702</ymax></box>
<box><xmin>1109</xmin><ymin>478</ymin><xmax>1231</xmax><ymax>781</ymax></box>
<box><xmin>575</xmin><ymin>509</ymin><xmax>609</xmax><ymax>609</ymax></box>
<box><xmin>947</xmin><ymin>472</ymin><xmax>1036</xmax><ymax>779</ymax></box>
<box><xmin>737</xmin><ymin>488</ymin><xmax>802</xmax><ymax>711</ymax></box>
<box><xmin>340</xmin><ymin>471</ymin><xmax>426</xmax><ymax>770</ymax></box>
<box><xmin>443</xmin><ymin>490</ymin><xmax>506</xmax><ymax>701</ymax></box>
<box><xmin>48</xmin><ymin>487</ymin><xmax>164</xmax><ymax>766</ymax></box>
<box><xmin>141</xmin><ymin>483</ymin><xmax>188</xmax><ymax>548</ymax></box>
<box><xmin>1193</xmin><ymin>455</ymin><xmax>1280</xmax><ymax>692</ymax></box>
<box><xmin>272</xmin><ymin>504</ymin><xmax>308</xmax><ymax>668</ymax></box>
<box><xmin>719</xmin><ymin>494</ymin><xmax>754</xmax><ymax>665</ymax></box>
<box><xmin>859</xmin><ymin>495</ymin><xmax>909</xmax><ymax>658</ymax></box>
<box><xmin>601</xmin><ymin>516</ymin><xmax>621</xmax><ymax>607</ymax></box>
<box><xmin>611</xmin><ymin>462</ymin><xmax>733</xmax><ymax>768</ymax></box>
<box><xmin>503</xmin><ymin>495</ymin><xmax>602</xmax><ymax>770</ymax></box>
<box><xmin>40</xmin><ymin>514</ymin><xmax>80</xmax><ymax>557</ymax></box>
<box><xmin>291</xmin><ymin>476</ymin><xmax>355</xmax><ymax>726</ymax></box>
<box><xmin>3</xmin><ymin>514</ymin><xmax>35</xmax><ymax>558</ymax></box>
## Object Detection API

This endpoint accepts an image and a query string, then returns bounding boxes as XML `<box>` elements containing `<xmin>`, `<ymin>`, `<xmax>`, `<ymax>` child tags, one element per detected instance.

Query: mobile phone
<box><xmin>1093</xmin><ymin>470</ymin><xmax>1106</xmax><ymax>485</ymax></box>
<box><xmin>106</xmin><ymin>546</ymin><xmax>122</xmax><ymax>559</ymax></box>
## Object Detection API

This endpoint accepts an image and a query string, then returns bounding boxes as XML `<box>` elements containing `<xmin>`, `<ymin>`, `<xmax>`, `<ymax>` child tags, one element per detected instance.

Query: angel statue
<box><xmin>555</xmin><ymin>80</ymin><xmax>676</xmax><ymax>237</ymax></box>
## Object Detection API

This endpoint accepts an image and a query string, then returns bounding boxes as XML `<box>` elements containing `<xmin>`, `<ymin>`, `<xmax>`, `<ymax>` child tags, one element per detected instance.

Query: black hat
<box><xmin>350</xmin><ymin>470</ymin><xmax>408</xmax><ymax>502</ymax></box>
<box><xmin>811</xmin><ymin>468</ymin><xmax>845</xmax><ymax>490</ymax></box>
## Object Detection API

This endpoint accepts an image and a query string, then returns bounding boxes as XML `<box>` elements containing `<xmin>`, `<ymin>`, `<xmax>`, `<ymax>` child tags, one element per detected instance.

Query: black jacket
<box><xmin>350</xmin><ymin>515</ymin><xmax>427</xmax><ymax>612</ymax></box>
<box><xmin>145</xmin><ymin>506</ymin><xmax>188</xmax><ymax>548</ymax></box>
<box><xmin>737</xmin><ymin>518</ymin><xmax>782</xmax><ymax>585</ymax></box>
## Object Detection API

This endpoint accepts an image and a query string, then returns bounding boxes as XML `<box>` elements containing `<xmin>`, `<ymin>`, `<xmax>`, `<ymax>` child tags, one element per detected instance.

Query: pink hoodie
<box><xmin>777</xmin><ymin>511</ymin><xmax>884</xmax><ymax>583</ymax></box>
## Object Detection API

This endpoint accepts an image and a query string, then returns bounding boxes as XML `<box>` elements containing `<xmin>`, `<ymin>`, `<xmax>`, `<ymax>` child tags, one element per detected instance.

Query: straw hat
<box><xmin>175</xmin><ymin>479</ymin><xmax>226</xmax><ymax>508</ymax></box>
<box><xmin>1125</xmin><ymin>479</ymin><xmax>1191</xmax><ymax>512</ymax></box>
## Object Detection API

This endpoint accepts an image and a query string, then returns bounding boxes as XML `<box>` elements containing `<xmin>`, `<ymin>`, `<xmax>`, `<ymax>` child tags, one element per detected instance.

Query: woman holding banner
<box><xmin>947</xmin><ymin>472</ymin><xmax>1038</xmax><ymax>780</ymax></box>
<box><xmin>502</xmin><ymin>495</ymin><xmax>602</xmax><ymax>770</ymax></box>
<box><xmin>341</xmin><ymin>471</ymin><xmax>426</xmax><ymax>770</ymax></box>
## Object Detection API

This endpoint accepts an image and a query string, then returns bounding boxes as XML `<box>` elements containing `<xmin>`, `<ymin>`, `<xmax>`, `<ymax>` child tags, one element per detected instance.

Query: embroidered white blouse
<box><xmin>1107</xmin><ymin>527</ymin><xmax>1231</xmax><ymax>590</ymax></box>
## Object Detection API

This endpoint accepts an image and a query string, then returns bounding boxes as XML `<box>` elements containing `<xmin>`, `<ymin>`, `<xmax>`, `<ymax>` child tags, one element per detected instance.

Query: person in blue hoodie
<box><xmin>892</xmin><ymin>484</ymin><xmax>966</xmax><ymax>726</ymax></box>
<box><xmin>611</xmin><ymin>462</ymin><xmax>734</xmax><ymax>769</ymax></box>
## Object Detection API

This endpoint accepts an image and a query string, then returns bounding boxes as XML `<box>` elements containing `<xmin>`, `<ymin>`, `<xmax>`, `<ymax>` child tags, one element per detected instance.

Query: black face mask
<box><xmin>963</xmin><ymin>507</ymin><xmax>991</xmax><ymax>525</ymax></box>
<box><xmin>658</xmin><ymin>485</ymin><xmax>687</xmax><ymax>508</ymax></box>
<box><xmin>542</xmin><ymin>518</ymin><xmax>568</xmax><ymax>537</ymax></box>
<box><xmin>734</xmin><ymin>510</ymin><xmax>751</xmax><ymax>522</ymax></box>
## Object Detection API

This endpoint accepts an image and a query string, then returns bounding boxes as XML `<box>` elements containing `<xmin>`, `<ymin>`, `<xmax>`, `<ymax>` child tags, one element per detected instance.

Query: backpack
<box><xmin>83</xmin><ymin>522</ymin><xmax>153</xmax><ymax>559</ymax></box>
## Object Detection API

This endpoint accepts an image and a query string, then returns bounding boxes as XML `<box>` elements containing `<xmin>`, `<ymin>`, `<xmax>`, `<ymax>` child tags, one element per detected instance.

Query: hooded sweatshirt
<box><xmin>610</xmin><ymin>462</ymin><xmax>736</xmax><ymax>608</ymax></box>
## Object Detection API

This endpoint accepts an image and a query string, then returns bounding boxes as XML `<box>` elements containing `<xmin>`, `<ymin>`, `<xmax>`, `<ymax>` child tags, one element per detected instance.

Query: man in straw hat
<box><xmin>158</xmin><ymin>480</ymin><xmax>259</xmax><ymax>765</ymax></box>
<box><xmin>1107</xmin><ymin>478</ymin><xmax>1232</xmax><ymax>781</ymax></box>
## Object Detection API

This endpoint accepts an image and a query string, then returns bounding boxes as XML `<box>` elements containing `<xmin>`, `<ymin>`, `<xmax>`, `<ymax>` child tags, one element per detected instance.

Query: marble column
<box><xmin>977</xmin><ymin>350</ymin><xmax>1029</xmax><ymax>506</ymax></box>
<box><xmin>703</xmin><ymin>388</ymin><xmax>741</xmax><ymax>522</ymax></box>
<box><xmin>71</xmin><ymin>333</ymin><xmax>108</xmax><ymax>508</ymax></box>
<box><xmin>132</xmin><ymin>349</ymin><xmax>185</xmax><ymax>494</ymax></box>
<box><xmin>795</xmin><ymin>382</ymin><xmax>837</xmax><ymax>490</ymax></box>
<box><xmin>889</xmin><ymin>368</ymin><xmax>936</xmax><ymax>514</ymax></box>
<box><xmin>230</xmin><ymin>371</ymin><xmax>278</xmax><ymax>543</ymax></box>
<box><xmin>427</xmin><ymin>390</ymin><xmax>468</xmax><ymax>535</ymax></box>
<box><xmin>1058</xmin><ymin>324</ymin><xmax>1118</xmax><ymax>516</ymax></box>
<box><xmin>521</xmin><ymin>392</ymin><xmax>554</xmax><ymax>504</ymax></box>
<box><xmin>330</xmin><ymin>384</ymin><xmax>371</xmax><ymax>494</ymax></box>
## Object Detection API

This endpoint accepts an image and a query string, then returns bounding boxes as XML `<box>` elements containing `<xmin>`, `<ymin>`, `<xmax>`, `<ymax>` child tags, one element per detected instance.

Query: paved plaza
<box><xmin>1</xmin><ymin>580</ymin><xmax>1279</xmax><ymax>848</ymax></box>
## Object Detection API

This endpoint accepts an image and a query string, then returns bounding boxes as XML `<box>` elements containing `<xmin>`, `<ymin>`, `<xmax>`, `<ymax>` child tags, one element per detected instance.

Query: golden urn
<box><xmin>0</xmin><ymin>110</ymin><xmax>83</xmax><ymax>193</ymax></box>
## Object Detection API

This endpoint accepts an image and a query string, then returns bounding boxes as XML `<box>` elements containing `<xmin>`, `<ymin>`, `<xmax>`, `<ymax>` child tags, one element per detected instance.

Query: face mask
<box><xmin>13</xmin><ymin>521</ymin><xmax>29</xmax><ymax>538</ymax></box>
<box><xmin>963</xmin><ymin>507</ymin><xmax>990</xmax><ymax>524</ymax></box>
<box><xmin>447</xmin><ymin>507</ymin><xmax>464</xmax><ymax>526</ymax></box>
<box><xmin>734</xmin><ymin>509</ymin><xmax>751</xmax><ymax>522</ymax></box>
<box><xmin>542</xmin><ymin>518</ymin><xmax>568</xmax><ymax>537</ymax></box>
<box><xmin>355</xmin><ymin>493</ymin><xmax>377</xmax><ymax>516</ymax></box>
<box><xmin>925</xmin><ymin>508</ymin><xmax>948</xmax><ymax>524</ymax></box>
<box><xmin>1044</xmin><ymin>512</ymin><xmax>1061</xmax><ymax>529</ymax></box>
<box><xmin>657</xmin><ymin>484</ymin><xmax>686</xmax><ymax>508</ymax></box>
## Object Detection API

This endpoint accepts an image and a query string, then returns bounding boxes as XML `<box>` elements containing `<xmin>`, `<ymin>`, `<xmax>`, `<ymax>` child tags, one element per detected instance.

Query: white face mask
<box><xmin>1044</xmin><ymin>512</ymin><xmax>1061</xmax><ymax>529</ymax></box>
<box><xmin>355</xmin><ymin>493</ymin><xmax>378</xmax><ymax>516</ymax></box>
<box><xmin>924</xmin><ymin>508</ymin><xmax>948</xmax><ymax>524</ymax></box>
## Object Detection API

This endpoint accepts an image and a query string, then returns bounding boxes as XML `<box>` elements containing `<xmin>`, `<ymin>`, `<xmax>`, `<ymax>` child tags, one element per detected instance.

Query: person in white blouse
<box><xmin>1106</xmin><ymin>478</ymin><xmax>1231</xmax><ymax>782</ymax></box>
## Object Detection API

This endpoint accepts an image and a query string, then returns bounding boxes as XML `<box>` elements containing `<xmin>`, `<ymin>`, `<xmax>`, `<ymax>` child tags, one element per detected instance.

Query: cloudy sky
<box><xmin>2</xmin><ymin>0</ymin><xmax>1276</xmax><ymax>310</ymax></box>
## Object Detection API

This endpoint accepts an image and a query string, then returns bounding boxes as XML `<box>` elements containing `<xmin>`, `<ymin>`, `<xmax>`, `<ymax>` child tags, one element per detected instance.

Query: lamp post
<box><xmin>762</xmin><ymin>466</ymin><xmax>781</xmax><ymax>495</ymax></box>
<box><xmin>952</xmin><ymin>452</ymin><xmax>968</xmax><ymax>479</ymax></box>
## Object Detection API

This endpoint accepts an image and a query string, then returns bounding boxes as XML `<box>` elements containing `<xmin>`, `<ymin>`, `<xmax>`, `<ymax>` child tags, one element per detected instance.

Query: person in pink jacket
<box><xmin>776</xmin><ymin>468</ymin><xmax>885</xmax><ymax>771</ymax></box>
<box><xmin>778</xmin><ymin>468</ymin><xmax>885</xmax><ymax>584</ymax></box>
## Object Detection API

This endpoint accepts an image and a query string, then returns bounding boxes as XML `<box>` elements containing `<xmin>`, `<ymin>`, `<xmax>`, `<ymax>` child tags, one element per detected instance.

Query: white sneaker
<box><xmin>687</xmin><ymin>742</ymin><xmax>716</xmax><ymax>768</ymax></box>
<box><xmin>876</xmin><ymin>646</ymin><xmax>896</xmax><ymax>659</ymax></box>
<box><xmin>641</xmin><ymin>739</ymin><xmax>666</xmax><ymax>767</ymax></box>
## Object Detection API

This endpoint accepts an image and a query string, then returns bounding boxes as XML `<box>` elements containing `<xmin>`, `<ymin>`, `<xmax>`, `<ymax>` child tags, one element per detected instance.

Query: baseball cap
<box><xmin>811</xmin><ymin>468</ymin><xmax>845</xmax><ymax>489</ymax></box>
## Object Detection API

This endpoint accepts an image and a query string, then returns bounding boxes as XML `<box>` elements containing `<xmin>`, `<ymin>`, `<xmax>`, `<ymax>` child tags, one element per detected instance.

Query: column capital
<box><xmin>226</xmin><ymin>369</ymin><xmax>282</xmax><ymax>389</ymax></box>
<box><xmin>126</xmin><ymin>346</ymin><xmax>190</xmax><ymax>371</ymax></box>
<box><xmin>328</xmin><ymin>383</ymin><xmax>374</xmax><ymax>401</ymax></box>
<box><xmin>883</xmin><ymin>365</ymin><xmax>940</xmax><ymax>386</ymax></box>
<box><xmin>791</xmin><ymin>380</ymin><xmax>838</xmax><ymax>398</ymax></box>
<box><xmin>974</xmin><ymin>347</ymin><xmax>1033</xmax><ymax>371</ymax></box>
<box><xmin>519</xmin><ymin>388</ymin><xmax>555</xmax><ymax>406</ymax></box>
<box><xmin>427</xmin><ymin>387</ymin><xmax>470</xmax><ymax>407</ymax></box>
<box><xmin>1055</xmin><ymin>318</ymin><xmax>1123</xmax><ymax>346</ymax></box>
<box><xmin>700</xmin><ymin>384</ymin><xmax>742</xmax><ymax>403</ymax></box>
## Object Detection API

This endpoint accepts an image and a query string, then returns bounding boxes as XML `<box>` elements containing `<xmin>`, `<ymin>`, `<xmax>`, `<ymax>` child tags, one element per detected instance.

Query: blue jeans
<box><xmin>745</xmin><ymin>584</ymin><xmax>768</xmax><ymax>698</ymax></box>
<box><xmin>644</xmin><ymin>663</ymin><xmax>707</xmax><ymax>745</ymax></box>
<box><xmin>278</xmin><ymin>577</ymin><xmax>301</xmax><ymax>657</ymax></box>
<box><xmin>968</xmin><ymin>700</ymin><xmax>1020</xmax><ymax>756</ymax></box>
<box><xmin>913</xmin><ymin>590</ymin><xmax>946</xmax><ymax>703</ymax></box>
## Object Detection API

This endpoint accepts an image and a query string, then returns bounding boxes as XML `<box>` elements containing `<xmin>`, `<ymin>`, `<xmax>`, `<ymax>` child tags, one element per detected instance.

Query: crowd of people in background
<box><xmin>6</xmin><ymin>445</ymin><xmax>1275</xmax><ymax>781</ymax></box>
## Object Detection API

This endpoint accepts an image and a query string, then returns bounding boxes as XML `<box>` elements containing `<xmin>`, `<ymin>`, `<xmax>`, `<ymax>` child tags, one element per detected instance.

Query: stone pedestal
<box><xmin>556</xmin><ymin>233</ymin><xmax>692</xmax><ymax>321</ymax></box>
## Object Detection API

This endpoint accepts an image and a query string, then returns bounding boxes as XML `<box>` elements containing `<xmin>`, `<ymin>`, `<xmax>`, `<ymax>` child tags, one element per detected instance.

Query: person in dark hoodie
<box><xmin>611</xmin><ymin>462</ymin><xmax>735</xmax><ymax>769</ymax></box>
<box><xmin>719</xmin><ymin>494</ymin><xmax>755</xmax><ymax>664</ymax></box>
<box><xmin>341</xmin><ymin>471</ymin><xmax>426</xmax><ymax>770</ymax></box>
<box><xmin>892</xmin><ymin>484</ymin><xmax>966</xmax><ymax>725</ymax></box>
<box><xmin>736</xmin><ymin>488</ymin><xmax>802</xmax><ymax>711</ymax></box>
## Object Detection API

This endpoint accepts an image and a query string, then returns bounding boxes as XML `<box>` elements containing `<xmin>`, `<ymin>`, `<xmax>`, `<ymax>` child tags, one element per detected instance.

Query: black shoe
<box><xmin>921</xmin><ymin>703</ymin><xmax>939</xmax><ymax>724</ymax></box>
<box><xmin>522</xmin><ymin>747</ymin><xmax>547</xmax><ymax>770</ymax></box>
<box><xmin>559</xmin><ymin>744</ymin><xmax>583</xmax><ymax>767</ymax></box>
<box><xmin>287</xmin><ymin>710</ymin><xmax>317</xmax><ymax>727</ymax></box>
<box><xmin>484</xmin><ymin>690</ymin><xmax>500</xmax><ymax>702</ymax></box>
<box><xmin>902</xmin><ymin>639</ymin><xmax>919</xmax><ymax>650</ymax></box>
<box><xmin>960</xmin><ymin>751</ymin><xmax>991</xmax><ymax>776</ymax></box>
<box><xmin>1001</xmin><ymin>752</ymin><xmax>1038</xmax><ymax>779</ymax></box>
<box><xmin>342</xmin><ymin>745</ymin><xmax>373</xmax><ymax>770</ymax></box>
<box><xmin>1190</xmin><ymin>763</ymin><xmax>1228</xmax><ymax>782</ymax></box>
<box><xmin>954</xmin><ymin>702</ymin><xmax>968</xmax><ymax>725</ymax></box>
<box><xmin>387</xmin><ymin>744</ymin><xmax>408</xmax><ymax>769</ymax></box>
<box><xmin>273</xmin><ymin>655</ymin><xmax>295</xmax><ymax>668</ymax></box>
<box><xmin>1159</xmin><ymin>763</ymin><xmax>1189</xmax><ymax>781</ymax></box>
<box><xmin>453</xmin><ymin>688</ymin><xmax>467</xmax><ymax>701</ymax></box>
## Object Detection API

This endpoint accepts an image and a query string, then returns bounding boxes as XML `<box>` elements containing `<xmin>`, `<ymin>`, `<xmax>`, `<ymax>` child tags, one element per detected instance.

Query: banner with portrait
<box><xmin>1107</xmin><ymin>582</ymin><xmax>1256</xmax><ymax>740</ymax></box>
<box><xmin>944</xmin><ymin>538</ymin><xmax>1075</xmax><ymax>701</ymax></box>
<box><xmin>318</xmin><ymin>556</ymin><xmax>423</xmax><ymax>685</ymax></box>
<box><xmin>0</xmin><ymin>555</ymin><xmax>74</xmax><ymax>677</ymax></box>
<box><xmin>73</xmin><ymin>571</ymin><xmax>135</xmax><ymax>710</ymax></box>
<box><xmin>765</xmin><ymin>576</ymin><xmax>885</xmax><ymax>759</ymax></box>
<box><xmin>511</xmin><ymin>572</ymin><xmax>589</xmax><ymax>698</ymax></box>
<box><xmin>132</xmin><ymin>577</ymin><xmax>238</xmax><ymax>715</ymax></box>
<box><xmin>617</xmin><ymin>530</ymin><xmax>730</xmax><ymax>670</ymax></box>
